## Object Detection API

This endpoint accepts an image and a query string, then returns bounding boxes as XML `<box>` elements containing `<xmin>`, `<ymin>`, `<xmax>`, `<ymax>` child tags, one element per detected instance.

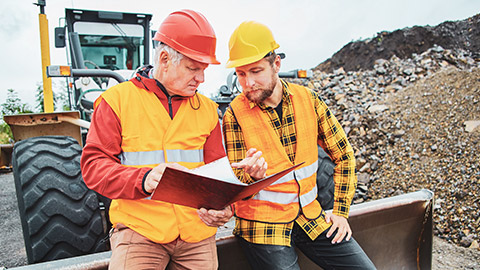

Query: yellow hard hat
<box><xmin>226</xmin><ymin>21</ymin><xmax>280</xmax><ymax>68</ymax></box>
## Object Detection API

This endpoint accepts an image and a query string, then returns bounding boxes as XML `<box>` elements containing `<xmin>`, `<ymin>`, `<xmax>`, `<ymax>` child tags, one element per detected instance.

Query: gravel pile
<box><xmin>315</xmin><ymin>13</ymin><xmax>480</xmax><ymax>73</ymax></box>
<box><xmin>288</xmin><ymin>45</ymin><xmax>480</xmax><ymax>250</ymax></box>
<box><xmin>368</xmin><ymin>66</ymin><xmax>480</xmax><ymax>248</ymax></box>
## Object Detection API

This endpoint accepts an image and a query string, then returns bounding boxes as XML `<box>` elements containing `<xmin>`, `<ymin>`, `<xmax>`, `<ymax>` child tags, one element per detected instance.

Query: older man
<box><xmin>81</xmin><ymin>10</ymin><xmax>231</xmax><ymax>270</ymax></box>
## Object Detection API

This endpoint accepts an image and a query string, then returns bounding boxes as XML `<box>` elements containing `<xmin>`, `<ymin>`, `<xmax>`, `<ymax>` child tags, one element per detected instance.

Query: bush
<box><xmin>1</xmin><ymin>88</ymin><xmax>32</xmax><ymax>144</ymax></box>
<box><xmin>0</xmin><ymin>121</ymin><xmax>13</xmax><ymax>144</ymax></box>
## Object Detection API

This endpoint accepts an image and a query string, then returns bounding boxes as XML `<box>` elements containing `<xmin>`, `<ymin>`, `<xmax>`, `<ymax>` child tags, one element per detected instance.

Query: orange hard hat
<box><xmin>153</xmin><ymin>9</ymin><xmax>220</xmax><ymax>65</ymax></box>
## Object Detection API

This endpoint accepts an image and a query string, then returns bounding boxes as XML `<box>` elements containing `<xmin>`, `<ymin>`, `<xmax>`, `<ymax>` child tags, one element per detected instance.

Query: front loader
<box><xmin>4</xmin><ymin>3</ymin><xmax>151</xmax><ymax>264</ymax></box>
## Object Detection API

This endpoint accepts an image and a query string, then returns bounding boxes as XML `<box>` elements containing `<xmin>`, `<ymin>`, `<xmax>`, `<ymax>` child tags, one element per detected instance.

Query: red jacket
<box><xmin>81</xmin><ymin>67</ymin><xmax>226</xmax><ymax>200</ymax></box>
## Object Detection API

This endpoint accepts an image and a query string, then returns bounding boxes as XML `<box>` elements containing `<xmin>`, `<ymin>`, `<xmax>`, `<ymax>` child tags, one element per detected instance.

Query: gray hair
<box><xmin>153</xmin><ymin>43</ymin><xmax>184</xmax><ymax>70</ymax></box>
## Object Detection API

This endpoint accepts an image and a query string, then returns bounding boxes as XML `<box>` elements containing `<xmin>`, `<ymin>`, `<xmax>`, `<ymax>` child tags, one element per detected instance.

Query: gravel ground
<box><xmin>433</xmin><ymin>236</ymin><xmax>480</xmax><ymax>269</ymax></box>
<box><xmin>0</xmin><ymin>171</ymin><xmax>28</xmax><ymax>268</ymax></box>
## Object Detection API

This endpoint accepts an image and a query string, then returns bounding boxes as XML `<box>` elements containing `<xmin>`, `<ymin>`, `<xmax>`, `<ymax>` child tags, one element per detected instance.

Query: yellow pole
<box><xmin>39</xmin><ymin>13</ymin><xmax>54</xmax><ymax>113</ymax></box>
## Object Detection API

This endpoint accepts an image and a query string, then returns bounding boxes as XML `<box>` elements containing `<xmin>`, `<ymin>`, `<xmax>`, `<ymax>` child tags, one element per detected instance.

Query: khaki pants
<box><xmin>109</xmin><ymin>224</ymin><xmax>218</xmax><ymax>270</ymax></box>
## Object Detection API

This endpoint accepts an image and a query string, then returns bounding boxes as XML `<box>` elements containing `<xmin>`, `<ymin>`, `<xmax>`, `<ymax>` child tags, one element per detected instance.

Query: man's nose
<box><xmin>245</xmin><ymin>74</ymin><xmax>255</xmax><ymax>88</ymax></box>
<box><xmin>195</xmin><ymin>70</ymin><xmax>205</xmax><ymax>83</ymax></box>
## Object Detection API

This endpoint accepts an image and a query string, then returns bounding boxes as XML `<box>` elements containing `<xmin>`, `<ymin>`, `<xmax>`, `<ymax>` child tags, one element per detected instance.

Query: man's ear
<box><xmin>274</xmin><ymin>55</ymin><xmax>281</xmax><ymax>73</ymax></box>
<box><xmin>159</xmin><ymin>50</ymin><xmax>170</xmax><ymax>70</ymax></box>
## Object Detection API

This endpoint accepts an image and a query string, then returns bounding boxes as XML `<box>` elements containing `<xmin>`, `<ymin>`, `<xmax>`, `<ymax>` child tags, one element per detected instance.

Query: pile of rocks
<box><xmin>288</xmin><ymin>45</ymin><xmax>480</xmax><ymax>248</ymax></box>
<box><xmin>315</xmin><ymin>13</ymin><xmax>480</xmax><ymax>73</ymax></box>
<box><xmin>368</xmin><ymin>66</ymin><xmax>480</xmax><ymax>249</ymax></box>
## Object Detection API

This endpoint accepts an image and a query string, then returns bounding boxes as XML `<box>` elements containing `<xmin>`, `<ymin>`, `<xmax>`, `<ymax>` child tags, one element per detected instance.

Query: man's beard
<box><xmin>245</xmin><ymin>75</ymin><xmax>277</xmax><ymax>104</ymax></box>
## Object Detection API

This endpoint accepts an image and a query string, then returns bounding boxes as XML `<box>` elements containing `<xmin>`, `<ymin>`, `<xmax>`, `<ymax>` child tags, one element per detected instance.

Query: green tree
<box><xmin>35</xmin><ymin>84</ymin><xmax>48</xmax><ymax>112</ymax></box>
<box><xmin>1</xmin><ymin>89</ymin><xmax>33</xmax><ymax>115</ymax></box>
<box><xmin>0</xmin><ymin>89</ymin><xmax>32</xmax><ymax>144</ymax></box>
<box><xmin>35</xmin><ymin>82</ymin><xmax>71</xmax><ymax>112</ymax></box>
<box><xmin>56</xmin><ymin>87</ymin><xmax>71</xmax><ymax>111</ymax></box>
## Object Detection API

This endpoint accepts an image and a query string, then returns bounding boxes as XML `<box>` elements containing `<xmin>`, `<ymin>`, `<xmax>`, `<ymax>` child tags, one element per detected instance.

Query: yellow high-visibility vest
<box><xmin>100</xmin><ymin>81</ymin><xmax>219</xmax><ymax>243</ymax></box>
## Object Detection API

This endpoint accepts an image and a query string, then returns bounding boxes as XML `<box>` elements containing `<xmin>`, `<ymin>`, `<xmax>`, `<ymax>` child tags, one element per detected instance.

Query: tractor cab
<box><xmin>54</xmin><ymin>9</ymin><xmax>152</xmax><ymax>119</ymax></box>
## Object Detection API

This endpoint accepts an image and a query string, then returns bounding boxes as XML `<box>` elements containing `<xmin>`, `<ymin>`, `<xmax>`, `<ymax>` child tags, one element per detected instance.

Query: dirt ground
<box><xmin>432</xmin><ymin>236</ymin><xmax>480</xmax><ymax>269</ymax></box>
<box><xmin>1</xmin><ymin>171</ymin><xmax>479</xmax><ymax>269</ymax></box>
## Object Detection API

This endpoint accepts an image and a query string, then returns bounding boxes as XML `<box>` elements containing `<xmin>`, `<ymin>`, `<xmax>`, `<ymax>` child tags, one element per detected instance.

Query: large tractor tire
<box><xmin>316</xmin><ymin>146</ymin><xmax>335</xmax><ymax>210</ymax></box>
<box><xmin>12</xmin><ymin>136</ymin><xmax>109</xmax><ymax>264</ymax></box>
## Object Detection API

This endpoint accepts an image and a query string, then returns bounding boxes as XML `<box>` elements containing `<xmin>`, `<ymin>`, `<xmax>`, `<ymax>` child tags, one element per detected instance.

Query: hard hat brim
<box><xmin>226</xmin><ymin>47</ymin><xmax>280</xmax><ymax>68</ymax></box>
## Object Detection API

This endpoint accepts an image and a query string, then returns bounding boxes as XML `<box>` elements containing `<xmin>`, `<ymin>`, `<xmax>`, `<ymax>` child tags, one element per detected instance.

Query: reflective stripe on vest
<box><xmin>252</xmin><ymin>160</ymin><xmax>318</xmax><ymax>205</ymax></box>
<box><xmin>119</xmin><ymin>149</ymin><xmax>204</xmax><ymax>201</ymax></box>
<box><xmin>268</xmin><ymin>171</ymin><xmax>295</xmax><ymax>186</ymax></box>
<box><xmin>253</xmin><ymin>189</ymin><xmax>298</xmax><ymax>204</ymax></box>
<box><xmin>166</xmin><ymin>149</ymin><xmax>204</xmax><ymax>163</ymax></box>
<box><xmin>300</xmin><ymin>184</ymin><xmax>318</xmax><ymax>207</ymax></box>
<box><xmin>294</xmin><ymin>160</ymin><xmax>318</xmax><ymax>183</ymax></box>
<box><xmin>119</xmin><ymin>149</ymin><xmax>204</xmax><ymax>166</ymax></box>
<box><xmin>120</xmin><ymin>150</ymin><xmax>165</xmax><ymax>166</ymax></box>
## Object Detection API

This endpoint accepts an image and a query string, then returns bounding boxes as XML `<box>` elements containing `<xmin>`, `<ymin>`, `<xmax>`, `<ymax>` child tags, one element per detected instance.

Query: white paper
<box><xmin>190</xmin><ymin>156</ymin><xmax>245</xmax><ymax>185</ymax></box>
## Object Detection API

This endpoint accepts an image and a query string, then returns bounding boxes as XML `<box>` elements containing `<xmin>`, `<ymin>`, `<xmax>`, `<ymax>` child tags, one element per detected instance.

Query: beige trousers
<box><xmin>108</xmin><ymin>224</ymin><xmax>218</xmax><ymax>270</ymax></box>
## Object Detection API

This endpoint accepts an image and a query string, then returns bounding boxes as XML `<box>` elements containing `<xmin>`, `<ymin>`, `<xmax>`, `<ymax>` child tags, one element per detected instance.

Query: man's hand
<box><xmin>231</xmin><ymin>148</ymin><xmax>267</xmax><ymax>180</ymax></box>
<box><xmin>144</xmin><ymin>163</ymin><xmax>188</xmax><ymax>194</ymax></box>
<box><xmin>197</xmin><ymin>206</ymin><xmax>233</xmax><ymax>227</ymax></box>
<box><xmin>325</xmin><ymin>212</ymin><xmax>352</xmax><ymax>244</ymax></box>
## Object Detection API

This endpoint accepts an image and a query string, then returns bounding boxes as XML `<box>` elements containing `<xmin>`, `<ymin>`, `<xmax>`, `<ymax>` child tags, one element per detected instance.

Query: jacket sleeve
<box><xmin>313</xmin><ymin>91</ymin><xmax>357</xmax><ymax>218</ymax></box>
<box><xmin>80</xmin><ymin>99</ymin><xmax>151</xmax><ymax>199</ymax></box>
<box><xmin>222</xmin><ymin>107</ymin><xmax>256</xmax><ymax>184</ymax></box>
<box><xmin>203</xmin><ymin>120</ymin><xmax>227</xmax><ymax>164</ymax></box>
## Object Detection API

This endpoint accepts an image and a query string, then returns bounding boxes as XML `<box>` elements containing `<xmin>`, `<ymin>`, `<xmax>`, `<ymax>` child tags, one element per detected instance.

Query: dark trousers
<box><xmin>237</xmin><ymin>222</ymin><xmax>376</xmax><ymax>270</ymax></box>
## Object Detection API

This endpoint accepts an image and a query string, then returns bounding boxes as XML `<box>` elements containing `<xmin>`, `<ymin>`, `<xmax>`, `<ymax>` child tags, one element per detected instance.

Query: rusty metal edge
<box><xmin>348</xmin><ymin>189</ymin><xmax>433</xmax><ymax>217</ymax></box>
<box><xmin>0</xmin><ymin>144</ymin><xmax>13</xmax><ymax>169</ymax></box>
<box><xmin>3</xmin><ymin>111</ymin><xmax>85</xmax><ymax>146</ymax></box>
<box><xmin>3</xmin><ymin>111</ymin><xmax>81</xmax><ymax>127</ymax></box>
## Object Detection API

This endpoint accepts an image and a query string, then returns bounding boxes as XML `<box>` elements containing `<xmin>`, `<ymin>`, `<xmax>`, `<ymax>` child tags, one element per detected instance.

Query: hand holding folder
<box><xmin>151</xmin><ymin>157</ymin><xmax>302</xmax><ymax>210</ymax></box>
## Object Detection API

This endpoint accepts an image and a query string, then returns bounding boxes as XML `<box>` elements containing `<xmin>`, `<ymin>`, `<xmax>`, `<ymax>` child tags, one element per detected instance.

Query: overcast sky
<box><xmin>1</xmin><ymin>0</ymin><xmax>479</xmax><ymax>109</ymax></box>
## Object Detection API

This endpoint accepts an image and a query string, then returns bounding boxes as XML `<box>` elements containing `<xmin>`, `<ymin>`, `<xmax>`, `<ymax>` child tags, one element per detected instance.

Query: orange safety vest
<box><xmin>230</xmin><ymin>82</ymin><xmax>322</xmax><ymax>223</ymax></box>
<box><xmin>99</xmin><ymin>81</ymin><xmax>219</xmax><ymax>243</ymax></box>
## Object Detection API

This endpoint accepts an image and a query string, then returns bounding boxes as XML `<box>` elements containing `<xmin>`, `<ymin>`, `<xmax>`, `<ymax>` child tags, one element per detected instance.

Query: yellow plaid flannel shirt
<box><xmin>222</xmin><ymin>81</ymin><xmax>357</xmax><ymax>246</ymax></box>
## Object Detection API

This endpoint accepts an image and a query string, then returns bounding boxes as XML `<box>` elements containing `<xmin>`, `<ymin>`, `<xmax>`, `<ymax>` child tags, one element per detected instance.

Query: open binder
<box><xmin>151</xmin><ymin>157</ymin><xmax>302</xmax><ymax>210</ymax></box>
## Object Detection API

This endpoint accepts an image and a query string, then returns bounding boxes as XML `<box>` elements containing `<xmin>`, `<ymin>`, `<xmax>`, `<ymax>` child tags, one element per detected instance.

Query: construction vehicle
<box><xmin>3</xmin><ymin>3</ymin><xmax>153</xmax><ymax>265</ymax></box>
<box><xmin>3</xmin><ymin>2</ymin><xmax>434</xmax><ymax>269</ymax></box>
